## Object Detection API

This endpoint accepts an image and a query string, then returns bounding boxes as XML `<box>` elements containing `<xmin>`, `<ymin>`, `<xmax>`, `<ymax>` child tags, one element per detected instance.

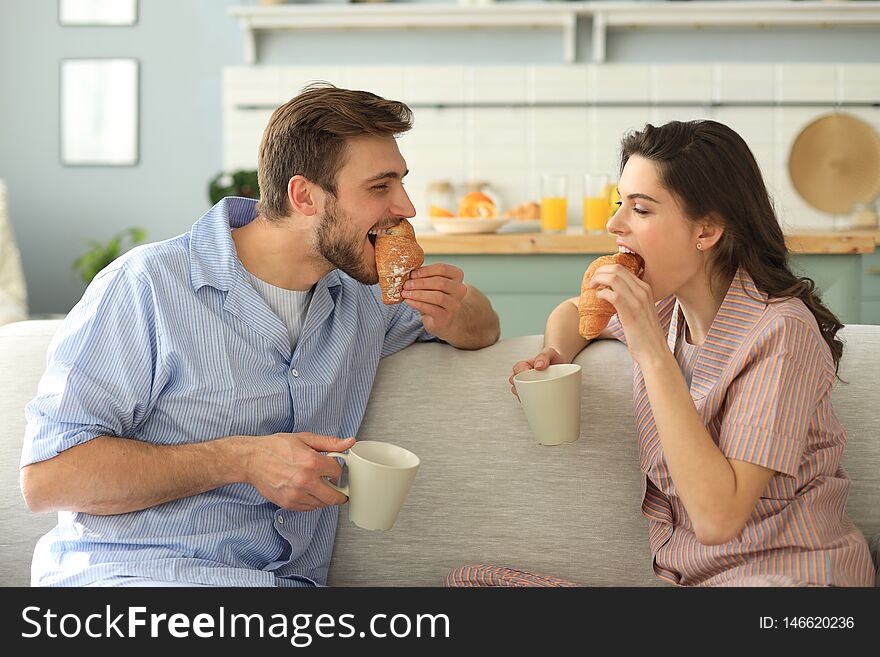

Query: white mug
<box><xmin>513</xmin><ymin>363</ymin><xmax>582</xmax><ymax>446</ymax></box>
<box><xmin>325</xmin><ymin>440</ymin><xmax>420</xmax><ymax>531</ymax></box>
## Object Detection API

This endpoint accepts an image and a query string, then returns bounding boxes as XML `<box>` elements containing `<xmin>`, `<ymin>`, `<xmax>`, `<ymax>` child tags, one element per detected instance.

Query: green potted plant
<box><xmin>72</xmin><ymin>227</ymin><xmax>147</xmax><ymax>286</ymax></box>
<box><xmin>208</xmin><ymin>170</ymin><xmax>260</xmax><ymax>205</ymax></box>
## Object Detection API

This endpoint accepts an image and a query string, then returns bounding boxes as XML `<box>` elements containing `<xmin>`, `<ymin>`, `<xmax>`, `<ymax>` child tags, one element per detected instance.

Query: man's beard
<box><xmin>314</xmin><ymin>196</ymin><xmax>378</xmax><ymax>285</ymax></box>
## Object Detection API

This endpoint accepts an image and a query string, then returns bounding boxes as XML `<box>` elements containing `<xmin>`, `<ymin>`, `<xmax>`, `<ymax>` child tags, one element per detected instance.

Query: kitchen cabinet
<box><xmin>861</xmin><ymin>250</ymin><xmax>880</xmax><ymax>324</ymax></box>
<box><xmin>423</xmin><ymin>254</ymin><xmax>590</xmax><ymax>338</ymax></box>
<box><xmin>227</xmin><ymin>2</ymin><xmax>880</xmax><ymax>65</ymax></box>
<box><xmin>423</xmin><ymin>249</ymin><xmax>874</xmax><ymax>338</ymax></box>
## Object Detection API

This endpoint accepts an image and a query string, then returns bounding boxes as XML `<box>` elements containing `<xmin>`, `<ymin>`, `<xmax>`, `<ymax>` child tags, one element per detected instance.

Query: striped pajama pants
<box><xmin>445</xmin><ymin>565</ymin><xmax>806</xmax><ymax>587</ymax></box>
<box><xmin>446</xmin><ymin>565</ymin><xmax>579</xmax><ymax>587</ymax></box>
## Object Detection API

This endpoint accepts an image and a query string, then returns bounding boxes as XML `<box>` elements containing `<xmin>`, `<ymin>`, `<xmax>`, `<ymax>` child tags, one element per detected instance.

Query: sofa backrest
<box><xmin>824</xmin><ymin>325</ymin><xmax>880</xmax><ymax>541</ymax></box>
<box><xmin>0</xmin><ymin>321</ymin><xmax>60</xmax><ymax>586</ymax></box>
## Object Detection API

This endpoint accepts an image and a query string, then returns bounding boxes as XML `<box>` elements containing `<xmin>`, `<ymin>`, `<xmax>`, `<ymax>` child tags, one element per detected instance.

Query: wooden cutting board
<box><xmin>788</xmin><ymin>112</ymin><xmax>880</xmax><ymax>215</ymax></box>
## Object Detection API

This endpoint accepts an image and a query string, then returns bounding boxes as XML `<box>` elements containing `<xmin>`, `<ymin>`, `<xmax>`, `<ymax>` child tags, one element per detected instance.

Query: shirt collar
<box><xmin>188</xmin><ymin>196</ymin><xmax>341</xmax><ymax>293</ymax></box>
<box><xmin>667</xmin><ymin>268</ymin><xmax>768</xmax><ymax>400</ymax></box>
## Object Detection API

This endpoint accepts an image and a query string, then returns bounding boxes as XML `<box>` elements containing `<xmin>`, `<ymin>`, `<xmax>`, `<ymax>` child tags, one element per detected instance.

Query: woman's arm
<box><xmin>588</xmin><ymin>264</ymin><xmax>778</xmax><ymax>544</ymax></box>
<box><xmin>638</xmin><ymin>350</ymin><xmax>775</xmax><ymax>544</ymax></box>
<box><xmin>543</xmin><ymin>296</ymin><xmax>615</xmax><ymax>363</ymax></box>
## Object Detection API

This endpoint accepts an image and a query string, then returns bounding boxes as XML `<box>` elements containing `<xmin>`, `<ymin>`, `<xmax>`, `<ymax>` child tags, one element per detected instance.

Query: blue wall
<box><xmin>0</xmin><ymin>0</ymin><xmax>241</xmax><ymax>314</ymax></box>
<box><xmin>1</xmin><ymin>0</ymin><xmax>878</xmax><ymax>313</ymax></box>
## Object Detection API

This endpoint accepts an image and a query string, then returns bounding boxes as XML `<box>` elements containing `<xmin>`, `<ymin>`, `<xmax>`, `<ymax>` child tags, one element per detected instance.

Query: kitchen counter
<box><xmin>855</xmin><ymin>229</ymin><xmax>880</xmax><ymax>246</ymax></box>
<box><xmin>416</xmin><ymin>228</ymin><xmax>878</xmax><ymax>337</ymax></box>
<box><xmin>417</xmin><ymin>229</ymin><xmax>877</xmax><ymax>255</ymax></box>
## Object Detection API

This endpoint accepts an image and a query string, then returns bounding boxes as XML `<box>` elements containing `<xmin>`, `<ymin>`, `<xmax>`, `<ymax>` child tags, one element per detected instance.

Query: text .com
<box><xmin>21</xmin><ymin>606</ymin><xmax>451</xmax><ymax>647</ymax></box>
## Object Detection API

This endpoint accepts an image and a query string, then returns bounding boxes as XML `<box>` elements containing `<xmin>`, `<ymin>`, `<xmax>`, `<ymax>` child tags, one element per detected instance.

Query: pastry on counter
<box><xmin>578</xmin><ymin>251</ymin><xmax>645</xmax><ymax>339</ymax></box>
<box><xmin>503</xmin><ymin>201</ymin><xmax>540</xmax><ymax>221</ymax></box>
<box><xmin>375</xmin><ymin>218</ymin><xmax>425</xmax><ymax>305</ymax></box>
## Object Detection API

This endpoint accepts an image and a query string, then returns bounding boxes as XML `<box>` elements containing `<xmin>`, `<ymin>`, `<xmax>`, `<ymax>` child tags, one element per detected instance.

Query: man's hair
<box><xmin>255</xmin><ymin>82</ymin><xmax>414</xmax><ymax>221</ymax></box>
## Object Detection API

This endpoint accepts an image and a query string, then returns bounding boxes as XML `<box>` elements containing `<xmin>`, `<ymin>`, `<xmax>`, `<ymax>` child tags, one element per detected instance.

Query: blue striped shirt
<box><xmin>22</xmin><ymin>197</ymin><xmax>434</xmax><ymax>587</ymax></box>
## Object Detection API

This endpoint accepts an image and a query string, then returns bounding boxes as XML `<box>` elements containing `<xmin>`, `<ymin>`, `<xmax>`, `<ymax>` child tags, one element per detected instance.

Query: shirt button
<box><xmin>277</xmin><ymin>516</ymin><xmax>284</xmax><ymax>524</ymax></box>
<box><xmin>291</xmin><ymin>368</ymin><xmax>299</xmax><ymax>377</ymax></box>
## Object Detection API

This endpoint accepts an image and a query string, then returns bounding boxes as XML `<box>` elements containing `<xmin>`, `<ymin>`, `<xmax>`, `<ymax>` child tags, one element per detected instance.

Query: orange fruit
<box><xmin>429</xmin><ymin>204</ymin><xmax>456</xmax><ymax>217</ymax></box>
<box><xmin>458</xmin><ymin>191</ymin><xmax>497</xmax><ymax>219</ymax></box>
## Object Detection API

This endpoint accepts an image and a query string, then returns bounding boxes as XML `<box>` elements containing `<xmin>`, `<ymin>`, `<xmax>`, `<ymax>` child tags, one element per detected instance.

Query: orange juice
<box><xmin>540</xmin><ymin>197</ymin><xmax>568</xmax><ymax>232</ymax></box>
<box><xmin>583</xmin><ymin>196</ymin><xmax>610</xmax><ymax>232</ymax></box>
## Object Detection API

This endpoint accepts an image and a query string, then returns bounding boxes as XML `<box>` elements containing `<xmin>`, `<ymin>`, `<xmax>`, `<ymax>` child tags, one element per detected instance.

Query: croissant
<box><xmin>502</xmin><ymin>201</ymin><xmax>540</xmax><ymax>221</ymax></box>
<box><xmin>375</xmin><ymin>218</ymin><xmax>425</xmax><ymax>305</ymax></box>
<box><xmin>578</xmin><ymin>251</ymin><xmax>645</xmax><ymax>339</ymax></box>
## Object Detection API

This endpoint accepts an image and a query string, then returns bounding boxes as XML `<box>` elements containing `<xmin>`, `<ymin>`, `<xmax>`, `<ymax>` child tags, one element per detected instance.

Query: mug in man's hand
<box><xmin>325</xmin><ymin>441</ymin><xmax>420</xmax><ymax>530</ymax></box>
<box><xmin>513</xmin><ymin>363</ymin><xmax>582</xmax><ymax>446</ymax></box>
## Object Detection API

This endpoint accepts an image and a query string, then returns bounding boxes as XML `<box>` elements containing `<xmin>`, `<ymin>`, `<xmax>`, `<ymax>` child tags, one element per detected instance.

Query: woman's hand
<box><xmin>589</xmin><ymin>264</ymin><xmax>667</xmax><ymax>366</ymax></box>
<box><xmin>508</xmin><ymin>346</ymin><xmax>567</xmax><ymax>400</ymax></box>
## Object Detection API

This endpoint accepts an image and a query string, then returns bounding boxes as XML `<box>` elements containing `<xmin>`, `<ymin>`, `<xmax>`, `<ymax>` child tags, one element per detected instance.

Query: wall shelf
<box><xmin>228</xmin><ymin>1</ymin><xmax>880</xmax><ymax>64</ymax></box>
<box><xmin>235</xmin><ymin>100</ymin><xmax>880</xmax><ymax>111</ymax></box>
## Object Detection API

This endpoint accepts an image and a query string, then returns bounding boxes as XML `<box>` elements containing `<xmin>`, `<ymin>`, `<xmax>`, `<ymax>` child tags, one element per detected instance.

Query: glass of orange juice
<box><xmin>583</xmin><ymin>173</ymin><xmax>612</xmax><ymax>233</ymax></box>
<box><xmin>540</xmin><ymin>174</ymin><xmax>568</xmax><ymax>233</ymax></box>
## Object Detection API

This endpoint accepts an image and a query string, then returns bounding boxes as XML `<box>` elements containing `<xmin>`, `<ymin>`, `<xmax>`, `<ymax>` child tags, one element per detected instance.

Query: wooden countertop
<box><xmin>417</xmin><ymin>230</ymin><xmax>879</xmax><ymax>255</ymax></box>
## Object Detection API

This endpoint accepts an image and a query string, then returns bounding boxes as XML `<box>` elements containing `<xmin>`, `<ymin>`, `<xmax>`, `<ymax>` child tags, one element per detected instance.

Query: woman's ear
<box><xmin>697</xmin><ymin>215</ymin><xmax>725</xmax><ymax>250</ymax></box>
<box><xmin>287</xmin><ymin>175</ymin><xmax>320</xmax><ymax>217</ymax></box>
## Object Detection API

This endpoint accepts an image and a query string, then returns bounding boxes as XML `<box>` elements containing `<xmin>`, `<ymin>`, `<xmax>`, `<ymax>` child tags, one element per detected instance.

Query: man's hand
<box><xmin>401</xmin><ymin>263</ymin><xmax>467</xmax><ymax>335</ymax></box>
<box><xmin>245</xmin><ymin>433</ymin><xmax>357</xmax><ymax>511</ymax></box>
<box><xmin>401</xmin><ymin>263</ymin><xmax>500</xmax><ymax>349</ymax></box>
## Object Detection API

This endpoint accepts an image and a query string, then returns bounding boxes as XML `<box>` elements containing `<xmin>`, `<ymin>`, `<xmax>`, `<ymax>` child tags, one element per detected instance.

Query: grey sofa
<box><xmin>1</xmin><ymin>320</ymin><xmax>877</xmax><ymax>587</ymax></box>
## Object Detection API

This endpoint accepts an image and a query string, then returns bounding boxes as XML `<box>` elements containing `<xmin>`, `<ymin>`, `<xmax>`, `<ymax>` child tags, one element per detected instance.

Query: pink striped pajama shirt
<box><xmin>630</xmin><ymin>269</ymin><xmax>873</xmax><ymax>586</ymax></box>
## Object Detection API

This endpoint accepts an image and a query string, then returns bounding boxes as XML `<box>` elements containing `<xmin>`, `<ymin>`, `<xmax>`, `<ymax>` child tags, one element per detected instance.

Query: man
<box><xmin>20</xmin><ymin>84</ymin><xmax>500</xmax><ymax>586</ymax></box>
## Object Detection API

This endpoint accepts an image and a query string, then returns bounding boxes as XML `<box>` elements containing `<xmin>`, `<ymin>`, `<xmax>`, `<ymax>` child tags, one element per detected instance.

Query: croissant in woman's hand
<box><xmin>374</xmin><ymin>219</ymin><xmax>425</xmax><ymax>305</ymax></box>
<box><xmin>578</xmin><ymin>251</ymin><xmax>645</xmax><ymax>339</ymax></box>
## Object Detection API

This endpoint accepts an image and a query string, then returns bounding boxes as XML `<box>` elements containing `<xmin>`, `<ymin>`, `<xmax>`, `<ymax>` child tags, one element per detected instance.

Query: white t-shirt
<box><xmin>245</xmin><ymin>270</ymin><xmax>313</xmax><ymax>352</ymax></box>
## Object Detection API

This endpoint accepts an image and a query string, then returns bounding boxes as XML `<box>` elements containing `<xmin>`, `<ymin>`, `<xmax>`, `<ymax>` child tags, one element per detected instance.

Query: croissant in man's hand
<box><xmin>374</xmin><ymin>219</ymin><xmax>425</xmax><ymax>305</ymax></box>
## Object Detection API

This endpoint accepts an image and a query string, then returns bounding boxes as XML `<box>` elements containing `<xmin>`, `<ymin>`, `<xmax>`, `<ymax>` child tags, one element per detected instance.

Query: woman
<box><xmin>449</xmin><ymin>120</ymin><xmax>874</xmax><ymax>587</ymax></box>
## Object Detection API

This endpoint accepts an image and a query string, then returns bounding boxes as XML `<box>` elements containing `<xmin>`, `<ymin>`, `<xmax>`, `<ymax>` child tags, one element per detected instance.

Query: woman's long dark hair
<box><xmin>620</xmin><ymin>120</ymin><xmax>844</xmax><ymax>372</ymax></box>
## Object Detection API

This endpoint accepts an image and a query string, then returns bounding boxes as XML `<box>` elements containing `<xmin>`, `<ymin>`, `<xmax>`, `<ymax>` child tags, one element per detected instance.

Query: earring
<box><xmin>696</xmin><ymin>242</ymin><xmax>703</xmax><ymax>250</ymax></box>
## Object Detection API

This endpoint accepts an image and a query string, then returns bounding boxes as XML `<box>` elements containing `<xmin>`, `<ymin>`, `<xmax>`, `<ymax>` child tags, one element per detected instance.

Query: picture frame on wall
<box><xmin>59</xmin><ymin>0</ymin><xmax>138</xmax><ymax>27</ymax></box>
<box><xmin>60</xmin><ymin>58</ymin><xmax>139</xmax><ymax>166</ymax></box>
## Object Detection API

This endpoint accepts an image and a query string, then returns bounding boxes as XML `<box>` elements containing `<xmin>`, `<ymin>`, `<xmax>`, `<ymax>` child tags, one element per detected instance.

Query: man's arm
<box><xmin>402</xmin><ymin>264</ymin><xmax>500</xmax><ymax>350</ymax></box>
<box><xmin>21</xmin><ymin>432</ymin><xmax>355</xmax><ymax>516</ymax></box>
<box><xmin>20</xmin><ymin>264</ymin><xmax>357</xmax><ymax>517</ymax></box>
<box><xmin>429</xmin><ymin>284</ymin><xmax>499</xmax><ymax>350</ymax></box>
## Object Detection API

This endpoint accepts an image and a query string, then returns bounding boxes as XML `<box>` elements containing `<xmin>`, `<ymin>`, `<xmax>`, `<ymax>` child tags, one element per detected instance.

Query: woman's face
<box><xmin>606</xmin><ymin>155</ymin><xmax>707</xmax><ymax>300</ymax></box>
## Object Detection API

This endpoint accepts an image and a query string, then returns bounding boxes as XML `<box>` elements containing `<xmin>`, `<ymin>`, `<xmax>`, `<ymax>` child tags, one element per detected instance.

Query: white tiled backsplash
<box><xmin>223</xmin><ymin>64</ymin><xmax>880</xmax><ymax>231</ymax></box>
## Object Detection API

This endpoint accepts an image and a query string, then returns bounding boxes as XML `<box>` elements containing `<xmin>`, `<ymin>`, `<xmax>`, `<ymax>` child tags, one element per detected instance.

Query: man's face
<box><xmin>313</xmin><ymin>135</ymin><xmax>416</xmax><ymax>285</ymax></box>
